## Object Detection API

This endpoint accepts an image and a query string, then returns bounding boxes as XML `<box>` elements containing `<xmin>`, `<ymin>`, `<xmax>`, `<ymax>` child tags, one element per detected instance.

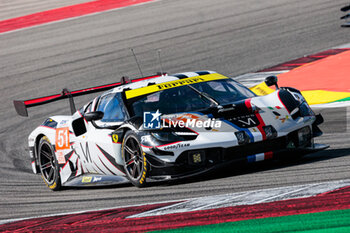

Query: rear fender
<box><xmin>29</xmin><ymin>116</ymin><xmax>72</xmax><ymax>174</ymax></box>
<box><xmin>29</xmin><ymin>126</ymin><xmax>56</xmax><ymax>174</ymax></box>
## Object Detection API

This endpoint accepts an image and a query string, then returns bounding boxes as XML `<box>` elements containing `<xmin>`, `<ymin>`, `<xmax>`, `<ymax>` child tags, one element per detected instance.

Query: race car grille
<box><xmin>176</xmin><ymin>148</ymin><xmax>223</xmax><ymax>165</ymax></box>
<box><xmin>175</xmin><ymin>136</ymin><xmax>288</xmax><ymax>166</ymax></box>
<box><xmin>149</xmin><ymin>129</ymin><xmax>310</xmax><ymax>179</ymax></box>
<box><xmin>224</xmin><ymin>136</ymin><xmax>287</xmax><ymax>160</ymax></box>
<box><xmin>150</xmin><ymin>136</ymin><xmax>293</xmax><ymax>177</ymax></box>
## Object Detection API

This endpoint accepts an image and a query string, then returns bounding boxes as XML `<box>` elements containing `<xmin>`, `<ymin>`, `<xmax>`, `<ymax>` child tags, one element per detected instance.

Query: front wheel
<box><xmin>38</xmin><ymin>136</ymin><xmax>62</xmax><ymax>191</ymax></box>
<box><xmin>122</xmin><ymin>131</ymin><xmax>148</xmax><ymax>187</ymax></box>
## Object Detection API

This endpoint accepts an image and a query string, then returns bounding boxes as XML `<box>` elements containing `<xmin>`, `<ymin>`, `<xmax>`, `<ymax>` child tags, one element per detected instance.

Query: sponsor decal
<box><xmin>189</xmin><ymin>150</ymin><xmax>205</xmax><ymax>164</ymax></box>
<box><xmin>237</xmin><ymin>118</ymin><xmax>256</xmax><ymax>126</ymax></box>
<box><xmin>143</xmin><ymin>110</ymin><xmax>161</xmax><ymax>129</ymax></box>
<box><xmin>161</xmin><ymin>143</ymin><xmax>190</xmax><ymax>150</ymax></box>
<box><xmin>193</xmin><ymin>153</ymin><xmax>202</xmax><ymax>163</ymax></box>
<box><xmin>273</xmin><ymin>113</ymin><xmax>289</xmax><ymax>123</ymax></box>
<box><xmin>125</xmin><ymin>73</ymin><xmax>228</xmax><ymax>99</ymax></box>
<box><xmin>55</xmin><ymin>127</ymin><xmax>70</xmax><ymax>150</ymax></box>
<box><xmin>279</xmin><ymin>115</ymin><xmax>289</xmax><ymax>123</ymax></box>
<box><xmin>227</xmin><ymin>114</ymin><xmax>259</xmax><ymax>128</ymax></box>
<box><xmin>164</xmin><ymin>118</ymin><xmax>221</xmax><ymax>129</ymax></box>
<box><xmin>55</xmin><ymin>128</ymin><xmax>70</xmax><ymax>164</ymax></box>
<box><xmin>251</xmin><ymin>84</ymin><xmax>274</xmax><ymax>96</ymax></box>
<box><xmin>49</xmin><ymin>182</ymin><xmax>57</xmax><ymax>189</ymax></box>
<box><xmin>139</xmin><ymin>153</ymin><xmax>147</xmax><ymax>184</ymax></box>
<box><xmin>143</xmin><ymin>110</ymin><xmax>221</xmax><ymax>129</ymax></box>
<box><xmin>82</xmin><ymin>177</ymin><xmax>92</xmax><ymax>183</ymax></box>
<box><xmin>111</xmin><ymin>134</ymin><xmax>119</xmax><ymax>143</ymax></box>
<box><xmin>42</xmin><ymin>176</ymin><xmax>57</xmax><ymax>189</ymax></box>
<box><xmin>93</xmin><ymin>177</ymin><xmax>102</xmax><ymax>182</ymax></box>
<box><xmin>56</xmin><ymin>150</ymin><xmax>67</xmax><ymax>164</ymax></box>
<box><xmin>58</xmin><ymin>120</ymin><xmax>68</xmax><ymax>127</ymax></box>
<box><xmin>79</xmin><ymin>142</ymin><xmax>92</xmax><ymax>163</ymax></box>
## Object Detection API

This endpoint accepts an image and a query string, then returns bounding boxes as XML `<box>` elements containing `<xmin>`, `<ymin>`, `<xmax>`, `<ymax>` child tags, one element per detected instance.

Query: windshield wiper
<box><xmin>187</xmin><ymin>85</ymin><xmax>220</xmax><ymax>106</ymax></box>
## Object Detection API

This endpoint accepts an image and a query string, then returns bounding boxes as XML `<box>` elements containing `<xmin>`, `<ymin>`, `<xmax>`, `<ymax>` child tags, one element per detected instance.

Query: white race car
<box><xmin>14</xmin><ymin>71</ymin><xmax>327</xmax><ymax>190</ymax></box>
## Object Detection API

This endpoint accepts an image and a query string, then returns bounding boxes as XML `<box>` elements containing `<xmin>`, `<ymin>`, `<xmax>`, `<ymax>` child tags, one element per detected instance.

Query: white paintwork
<box><xmin>27</xmin><ymin>71</ymin><xmax>318</xmax><ymax>186</ymax></box>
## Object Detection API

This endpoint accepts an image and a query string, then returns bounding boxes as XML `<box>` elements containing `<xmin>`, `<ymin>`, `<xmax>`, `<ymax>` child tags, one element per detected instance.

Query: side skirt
<box><xmin>63</xmin><ymin>174</ymin><xmax>129</xmax><ymax>187</ymax></box>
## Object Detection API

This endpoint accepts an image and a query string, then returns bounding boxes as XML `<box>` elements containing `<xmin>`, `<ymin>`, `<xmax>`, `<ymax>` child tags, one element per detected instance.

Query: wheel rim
<box><xmin>123</xmin><ymin>135</ymin><xmax>143</xmax><ymax>180</ymax></box>
<box><xmin>39</xmin><ymin>142</ymin><xmax>56</xmax><ymax>184</ymax></box>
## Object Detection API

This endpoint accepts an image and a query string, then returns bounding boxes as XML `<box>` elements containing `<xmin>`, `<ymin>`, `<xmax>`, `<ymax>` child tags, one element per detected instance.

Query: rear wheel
<box><xmin>122</xmin><ymin>131</ymin><xmax>148</xmax><ymax>187</ymax></box>
<box><xmin>38</xmin><ymin>136</ymin><xmax>62</xmax><ymax>191</ymax></box>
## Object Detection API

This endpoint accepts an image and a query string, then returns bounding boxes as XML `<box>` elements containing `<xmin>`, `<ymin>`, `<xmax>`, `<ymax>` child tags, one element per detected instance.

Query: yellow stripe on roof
<box><xmin>125</xmin><ymin>73</ymin><xmax>229</xmax><ymax>99</ymax></box>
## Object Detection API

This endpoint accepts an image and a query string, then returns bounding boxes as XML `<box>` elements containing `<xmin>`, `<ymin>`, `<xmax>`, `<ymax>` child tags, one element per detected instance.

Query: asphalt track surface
<box><xmin>0</xmin><ymin>0</ymin><xmax>350</xmax><ymax>222</ymax></box>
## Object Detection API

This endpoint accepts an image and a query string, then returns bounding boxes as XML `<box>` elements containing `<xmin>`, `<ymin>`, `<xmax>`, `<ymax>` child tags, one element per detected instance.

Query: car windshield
<box><xmin>130</xmin><ymin>79</ymin><xmax>255</xmax><ymax>117</ymax></box>
<box><xmin>191</xmin><ymin>79</ymin><xmax>255</xmax><ymax>105</ymax></box>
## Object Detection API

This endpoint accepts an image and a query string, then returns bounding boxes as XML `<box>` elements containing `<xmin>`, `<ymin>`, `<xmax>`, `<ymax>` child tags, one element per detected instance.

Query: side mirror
<box><xmin>84</xmin><ymin>111</ymin><xmax>104</xmax><ymax>121</ymax></box>
<box><xmin>265</xmin><ymin>76</ymin><xmax>279</xmax><ymax>89</ymax></box>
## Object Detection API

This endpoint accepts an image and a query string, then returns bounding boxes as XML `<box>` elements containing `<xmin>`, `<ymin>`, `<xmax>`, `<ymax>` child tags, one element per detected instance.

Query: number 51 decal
<box><xmin>55</xmin><ymin>127</ymin><xmax>70</xmax><ymax>150</ymax></box>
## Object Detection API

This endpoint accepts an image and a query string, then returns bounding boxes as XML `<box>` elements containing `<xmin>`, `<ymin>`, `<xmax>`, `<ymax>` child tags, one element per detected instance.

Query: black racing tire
<box><xmin>122</xmin><ymin>131</ymin><xmax>148</xmax><ymax>187</ymax></box>
<box><xmin>38</xmin><ymin>136</ymin><xmax>62</xmax><ymax>191</ymax></box>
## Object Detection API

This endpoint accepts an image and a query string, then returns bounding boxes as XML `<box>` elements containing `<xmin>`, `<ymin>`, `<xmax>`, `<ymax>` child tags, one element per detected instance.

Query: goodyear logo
<box><xmin>125</xmin><ymin>73</ymin><xmax>228</xmax><ymax>99</ymax></box>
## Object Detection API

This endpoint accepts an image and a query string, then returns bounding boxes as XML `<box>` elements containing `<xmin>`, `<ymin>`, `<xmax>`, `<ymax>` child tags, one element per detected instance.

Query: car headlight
<box><xmin>298</xmin><ymin>126</ymin><xmax>311</xmax><ymax>146</ymax></box>
<box><xmin>151</xmin><ymin>129</ymin><xmax>199</xmax><ymax>142</ymax></box>
<box><xmin>151</xmin><ymin>132</ymin><xmax>182</xmax><ymax>142</ymax></box>
<box><xmin>235</xmin><ymin>131</ymin><xmax>251</xmax><ymax>145</ymax></box>
<box><xmin>174</xmin><ymin>132</ymin><xmax>197</xmax><ymax>136</ymax></box>
<box><xmin>263</xmin><ymin>125</ymin><xmax>277</xmax><ymax>139</ymax></box>
<box><xmin>299</xmin><ymin>101</ymin><xmax>314</xmax><ymax>117</ymax></box>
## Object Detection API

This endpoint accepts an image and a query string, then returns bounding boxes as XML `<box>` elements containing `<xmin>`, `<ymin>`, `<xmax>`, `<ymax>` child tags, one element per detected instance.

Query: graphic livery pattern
<box><xmin>22</xmin><ymin>71</ymin><xmax>327</xmax><ymax>188</ymax></box>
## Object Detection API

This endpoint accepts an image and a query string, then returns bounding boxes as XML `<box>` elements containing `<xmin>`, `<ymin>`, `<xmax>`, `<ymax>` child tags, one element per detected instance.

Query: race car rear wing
<box><xmin>341</xmin><ymin>4</ymin><xmax>350</xmax><ymax>27</ymax></box>
<box><xmin>14</xmin><ymin>74</ymin><xmax>164</xmax><ymax>117</ymax></box>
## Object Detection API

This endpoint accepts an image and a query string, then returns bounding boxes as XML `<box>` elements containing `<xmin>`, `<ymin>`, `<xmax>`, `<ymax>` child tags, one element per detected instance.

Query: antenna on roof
<box><xmin>157</xmin><ymin>49</ymin><xmax>164</xmax><ymax>75</ymax></box>
<box><xmin>130</xmin><ymin>48</ymin><xmax>144</xmax><ymax>78</ymax></box>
